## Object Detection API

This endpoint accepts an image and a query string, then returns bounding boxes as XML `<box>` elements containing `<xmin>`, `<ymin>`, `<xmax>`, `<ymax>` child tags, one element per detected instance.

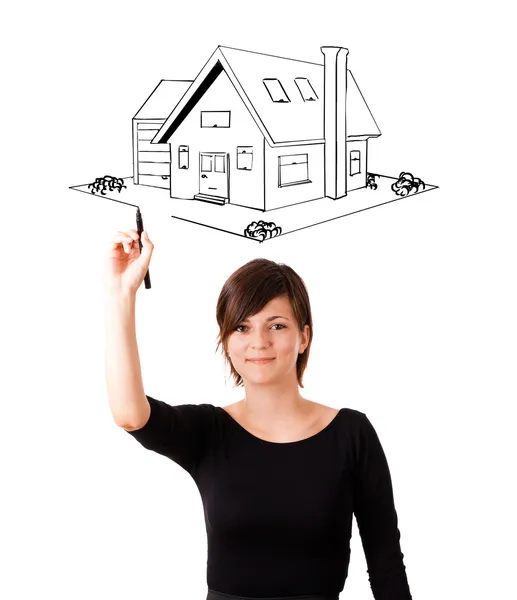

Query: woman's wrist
<box><xmin>104</xmin><ymin>281</ymin><xmax>137</xmax><ymax>300</ymax></box>
<box><xmin>104</xmin><ymin>286</ymin><xmax>138</xmax><ymax>313</ymax></box>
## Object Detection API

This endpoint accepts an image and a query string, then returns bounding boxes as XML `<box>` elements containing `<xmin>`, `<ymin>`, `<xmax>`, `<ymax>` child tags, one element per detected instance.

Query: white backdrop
<box><xmin>2</xmin><ymin>1</ymin><xmax>515</xmax><ymax>599</ymax></box>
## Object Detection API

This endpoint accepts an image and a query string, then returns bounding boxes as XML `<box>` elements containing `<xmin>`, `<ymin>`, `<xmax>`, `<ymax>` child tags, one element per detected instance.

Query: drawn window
<box><xmin>263</xmin><ymin>79</ymin><xmax>290</xmax><ymax>103</ymax></box>
<box><xmin>201</xmin><ymin>155</ymin><xmax>212</xmax><ymax>172</ymax></box>
<box><xmin>237</xmin><ymin>146</ymin><xmax>253</xmax><ymax>170</ymax></box>
<box><xmin>201</xmin><ymin>111</ymin><xmax>231</xmax><ymax>128</ymax></box>
<box><xmin>178</xmin><ymin>145</ymin><xmax>189</xmax><ymax>169</ymax></box>
<box><xmin>214</xmin><ymin>155</ymin><xmax>226</xmax><ymax>173</ymax></box>
<box><xmin>294</xmin><ymin>78</ymin><xmax>318</xmax><ymax>101</ymax></box>
<box><xmin>278</xmin><ymin>154</ymin><xmax>310</xmax><ymax>187</ymax></box>
<box><xmin>350</xmin><ymin>150</ymin><xmax>361</xmax><ymax>176</ymax></box>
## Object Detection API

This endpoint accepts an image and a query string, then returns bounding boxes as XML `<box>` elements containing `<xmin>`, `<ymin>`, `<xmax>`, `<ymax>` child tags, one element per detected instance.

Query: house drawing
<box><xmin>132</xmin><ymin>45</ymin><xmax>382</xmax><ymax>211</ymax></box>
<box><xmin>70</xmin><ymin>44</ymin><xmax>435</xmax><ymax>242</ymax></box>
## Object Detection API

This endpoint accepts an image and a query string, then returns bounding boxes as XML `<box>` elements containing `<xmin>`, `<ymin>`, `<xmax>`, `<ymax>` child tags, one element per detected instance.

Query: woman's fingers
<box><xmin>109</xmin><ymin>230</ymin><xmax>140</xmax><ymax>252</ymax></box>
<box><xmin>121</xmin><ymin>230</ymin><xmax>140</xmax><ymax>253</ymax></box>
<box><xmin>105</xmin><ymin>228</ymin><xmax>152</xmax><ymax>292</ymax></box>
<box><xmin>111</xmin><ymin>231</ymin><xmax>134</xmax><ymax>244</ymax></box>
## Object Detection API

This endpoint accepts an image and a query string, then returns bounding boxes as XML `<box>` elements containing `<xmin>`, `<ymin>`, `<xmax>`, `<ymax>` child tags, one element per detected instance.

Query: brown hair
<box><xmin>215</xmin><ymin>258</ymin><xmax>313</xmax><ymax>388</ymax></box>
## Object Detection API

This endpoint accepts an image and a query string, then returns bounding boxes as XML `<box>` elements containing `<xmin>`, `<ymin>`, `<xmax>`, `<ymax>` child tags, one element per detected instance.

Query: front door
<box><xmin>199</xmin><ymin>152</ymin><xmax>229</xmax><ymax>199</ymax></box>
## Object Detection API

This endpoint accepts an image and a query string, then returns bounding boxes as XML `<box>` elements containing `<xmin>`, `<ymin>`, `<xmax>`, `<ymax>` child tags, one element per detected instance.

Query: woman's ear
<box><xmin>300</xmin><ymin>324</ymin><xmax>310</xmax><ymax>353</ymax></box>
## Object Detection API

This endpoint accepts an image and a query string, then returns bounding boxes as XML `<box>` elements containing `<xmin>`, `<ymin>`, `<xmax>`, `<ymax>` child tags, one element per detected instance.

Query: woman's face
<box><xmin>226</xmin><ymin>295</ymin><xmax>309</xmax><ymax>386</ymax></box>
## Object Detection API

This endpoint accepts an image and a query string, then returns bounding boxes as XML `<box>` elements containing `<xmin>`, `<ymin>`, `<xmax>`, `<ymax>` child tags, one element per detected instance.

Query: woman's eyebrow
<box><xmin>242</xmin><ymin>315</ymin><xmax>289</xmax><ymax>322</ymax></box>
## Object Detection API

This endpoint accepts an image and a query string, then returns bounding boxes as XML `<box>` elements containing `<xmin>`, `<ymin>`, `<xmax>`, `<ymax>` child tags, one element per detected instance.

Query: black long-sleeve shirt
<box><xmin>125</xmin><ymin>396</ymin><xmax>412</xmax><ymax>599</ymax></box>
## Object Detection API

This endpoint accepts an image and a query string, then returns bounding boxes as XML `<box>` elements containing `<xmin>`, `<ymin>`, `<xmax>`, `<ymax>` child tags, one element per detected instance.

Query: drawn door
<box><xmin>199</xmin><ymin>153</ymin><xmax>228</xmax><ymax>198</ymax></box>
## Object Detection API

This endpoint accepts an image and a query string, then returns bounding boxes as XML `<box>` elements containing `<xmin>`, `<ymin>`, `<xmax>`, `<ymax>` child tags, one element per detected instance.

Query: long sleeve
<box><xmin>124</xmin><ymin>395</ymin><xmax>215</xmax><ymax>476</ymax></box>
<box><xmin>352</xmin><ymin>413</ymin><xmax>412</xmax><ymax>599</ymax></box>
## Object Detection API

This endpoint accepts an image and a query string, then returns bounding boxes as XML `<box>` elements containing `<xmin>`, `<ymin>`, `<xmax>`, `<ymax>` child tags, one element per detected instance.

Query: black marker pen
<box><xmin>136</xmin><ymin>207</ymin><xmax>151</xmax><ymax>289</ymax></box>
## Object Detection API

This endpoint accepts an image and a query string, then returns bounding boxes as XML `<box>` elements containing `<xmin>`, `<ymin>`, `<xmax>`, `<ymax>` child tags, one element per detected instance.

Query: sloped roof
<box><xmin>346</xmin><ymin>71</ymin><xmax>382</xmax><ymax>139</ymax></box>
<box><xmin>153</xmin><ymin>46</ymin><xmax>381</xmax><ymax>146</ymax></box>
<box><xmin>133</xmin><ymin>80</ymin><xmax>193</xmax><ymax>120</ymax></box>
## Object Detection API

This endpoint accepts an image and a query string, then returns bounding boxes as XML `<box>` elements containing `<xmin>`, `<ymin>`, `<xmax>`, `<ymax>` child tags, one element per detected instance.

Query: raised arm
<box><xmin>103</xmin><ymin>228</ymin><xmax>214</xmax><ymax>476</ymax></box>
<box><xmin>104</xmin><ymin>228</ymin><xmax>154</xmax><ymax>429</ymax></box>
<box><xmin>352</xmin><ymin>413</ymin><xmax>413</xmax><ymax>600</ymax></box>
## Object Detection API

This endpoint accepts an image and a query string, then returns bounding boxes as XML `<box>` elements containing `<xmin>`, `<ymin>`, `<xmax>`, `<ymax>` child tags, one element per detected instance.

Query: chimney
<box><xmin>321</xmin><ymin>46</ymin><xmax>349</xmax><ymax>199</ymax></box>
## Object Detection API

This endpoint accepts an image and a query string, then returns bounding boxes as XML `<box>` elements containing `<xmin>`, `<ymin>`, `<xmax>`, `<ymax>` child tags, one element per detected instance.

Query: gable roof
<box><xmin>153</xmin><ymin>46</ymin><xmax>381</xmax><ymax>146</ymax></box>
<box><xmin>133</xmin><ymin>80</ymin><xmax>193</xmax><ymax>120</ymax></box>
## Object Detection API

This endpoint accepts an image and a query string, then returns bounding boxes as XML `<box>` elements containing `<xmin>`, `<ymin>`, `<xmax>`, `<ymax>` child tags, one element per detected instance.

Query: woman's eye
<box><xmin>235</xmin><ymin>323</ymin><xmax>285</xmax><ymax>332</ymax></box>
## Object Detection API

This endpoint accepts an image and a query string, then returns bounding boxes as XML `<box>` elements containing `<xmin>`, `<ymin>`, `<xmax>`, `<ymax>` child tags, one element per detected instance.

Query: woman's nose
<box><xmin>250</xmin><ymin>331</ymin><xmax>270</xmax><ymax>349</ymax></box>
<box><xmin>251</xmin><ymin>342</ymin><xmax>269</xmax><ymax>350</ymax></box>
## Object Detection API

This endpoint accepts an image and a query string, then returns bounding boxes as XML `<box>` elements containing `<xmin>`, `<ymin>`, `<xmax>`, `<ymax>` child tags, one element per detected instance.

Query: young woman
<box><xmin>105</xmin><ymin>228</ymin><xmax>413</xmax><ymax>600</ymax></box>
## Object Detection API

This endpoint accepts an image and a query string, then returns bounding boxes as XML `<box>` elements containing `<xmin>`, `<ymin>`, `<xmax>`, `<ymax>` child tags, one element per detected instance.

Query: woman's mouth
<box><xmin>247</xmin><ymin>358</ymin><xmax>275</xmax><ymax>364</ymax></box>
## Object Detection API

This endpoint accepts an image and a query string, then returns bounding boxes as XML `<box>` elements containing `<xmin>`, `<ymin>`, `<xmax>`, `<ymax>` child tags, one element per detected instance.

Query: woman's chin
<box><xmin>243</xmin><ymin>372</ymin><xmax>280</xmax><ymax>386</ymax></box>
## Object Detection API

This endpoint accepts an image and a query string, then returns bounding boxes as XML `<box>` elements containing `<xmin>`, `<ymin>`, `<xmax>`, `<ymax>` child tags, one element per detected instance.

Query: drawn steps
<box><xmin>193</xmin><ymin>193</ymin><xmax>226</xmax><ymax>206</ymax></box>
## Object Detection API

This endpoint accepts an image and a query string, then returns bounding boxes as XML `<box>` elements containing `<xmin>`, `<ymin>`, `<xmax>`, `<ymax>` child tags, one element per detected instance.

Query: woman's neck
<box><xmin>239</xmin><ymin>384</ymin><xmax>311</xmax><ymax>422</ymax></box>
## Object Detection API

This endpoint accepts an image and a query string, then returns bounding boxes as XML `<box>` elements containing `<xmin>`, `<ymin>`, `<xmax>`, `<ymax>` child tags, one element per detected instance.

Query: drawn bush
<box><xmin>244</xmin><ymin>220</ymin><xmax>282</xmax><ymax>242</ymax></box>
<box><xmin>89</xmin><ymin>175</ymin><xmax>127</xmax><ymax>195</ymax></box>
<box><xmin>366</xmin><ymin>173</ymin><xmax>378</xmax><ymax>190</ymax></box>
<box><xmin>391</xmin><ymin>172</ymin><xmax>425</xmax><ymax>197</ymax></box>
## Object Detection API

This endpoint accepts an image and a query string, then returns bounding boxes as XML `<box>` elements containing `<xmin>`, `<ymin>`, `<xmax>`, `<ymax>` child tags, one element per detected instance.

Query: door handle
<box><xmin>201</xmin><ymin>174</ymin><xmax>208</xmax><ymax>178</ymax></box>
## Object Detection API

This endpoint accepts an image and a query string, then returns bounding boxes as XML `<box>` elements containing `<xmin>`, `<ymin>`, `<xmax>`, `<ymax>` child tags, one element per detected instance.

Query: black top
<box><xmin>125</xmin><ymin>396</ymin><xmax>412</xmax><ymax>599</ymax></box>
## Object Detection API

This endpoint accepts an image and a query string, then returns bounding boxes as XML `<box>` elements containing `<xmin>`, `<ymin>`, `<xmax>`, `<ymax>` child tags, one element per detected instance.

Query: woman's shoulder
<box><xmin>308</xmin><ymin>401</ymin><xmax>366</xmax><ymax>422</ymax></box>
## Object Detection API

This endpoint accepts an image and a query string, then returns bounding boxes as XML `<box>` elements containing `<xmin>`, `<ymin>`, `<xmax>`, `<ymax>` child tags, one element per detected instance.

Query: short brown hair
<box><xmin>215</xmin><ymin>258</ymin><xmax>313</xmax><ymax>388</ymax></box>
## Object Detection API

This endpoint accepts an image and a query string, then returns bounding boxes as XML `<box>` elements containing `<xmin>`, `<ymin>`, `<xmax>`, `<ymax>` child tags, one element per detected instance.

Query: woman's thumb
<box><xmin>140</xmin><ymin>231</ymin><xmax>154</xmax><ymax>258</ymax></box>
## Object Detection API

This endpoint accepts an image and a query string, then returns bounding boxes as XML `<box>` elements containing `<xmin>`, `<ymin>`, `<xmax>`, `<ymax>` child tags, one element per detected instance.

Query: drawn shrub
<box><xmin>244</xmin><ymin>220</ymin><xmax>282</xmax><ymax>242</ymax></box>
<box><xmin>89</xmin><ymin>175</ymin><xmax>127</xmax><ymax>195</ymax></box>
<box><xmin>391</xmin><ymin>172</ymin><xmax>425</xmax><ymax>197</ymax></box>
<box><xmin>366</xmin><ymin>173</ymin><xmax>378</xmax><ymax>190</ymax></box>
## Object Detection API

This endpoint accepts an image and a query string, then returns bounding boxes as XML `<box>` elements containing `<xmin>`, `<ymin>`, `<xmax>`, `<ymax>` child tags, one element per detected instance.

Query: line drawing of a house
<box><xmin>72</xmin><ymin>44</ymin><xmax>436</xmax><ymax>242</ymax></box>
<box><xmin>133</xmin><ymin>45</ymin><xmax>381</xmax><ymax>210</ymax></box>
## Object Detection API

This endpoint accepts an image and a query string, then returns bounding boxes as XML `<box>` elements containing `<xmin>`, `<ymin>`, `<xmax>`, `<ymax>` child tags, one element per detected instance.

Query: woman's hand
<box><xmin>104</xmin><ymin>229</ymin><xmax>154</xmax><ymax>295</ymax></box>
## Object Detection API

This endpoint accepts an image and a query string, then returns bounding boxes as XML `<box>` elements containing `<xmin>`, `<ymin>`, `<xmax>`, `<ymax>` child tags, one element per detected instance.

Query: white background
<box><xmin>2</xmin><ymin>1</ymin><xmax>516</xmax><ymax>599</ymax></box>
